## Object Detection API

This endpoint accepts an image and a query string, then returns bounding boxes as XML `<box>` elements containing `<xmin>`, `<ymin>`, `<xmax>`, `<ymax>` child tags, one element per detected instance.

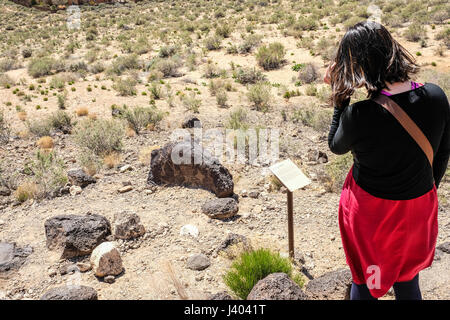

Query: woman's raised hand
<box><xmin>323</xmin><ymin>62</ymin><xmax>336</xmax><ymax>85</ymax></box>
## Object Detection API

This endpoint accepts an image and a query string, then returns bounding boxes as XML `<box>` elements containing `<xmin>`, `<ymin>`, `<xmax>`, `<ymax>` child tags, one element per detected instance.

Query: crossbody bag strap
<box><xmin>372</xmin><ymin>94</ymin><xmax>434</xmax><ymax>167</ymax></box>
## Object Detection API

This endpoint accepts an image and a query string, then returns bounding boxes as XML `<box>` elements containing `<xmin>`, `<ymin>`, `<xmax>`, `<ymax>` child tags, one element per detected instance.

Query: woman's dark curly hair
<box><xmin>330</xmin><ymin>21</ymin><xmax>419</xmax><ymax>108</ymax></box>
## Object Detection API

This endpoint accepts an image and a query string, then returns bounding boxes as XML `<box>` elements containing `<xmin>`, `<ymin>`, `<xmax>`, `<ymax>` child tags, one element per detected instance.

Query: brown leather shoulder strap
<box><xmin>372</xmin><ymin>95</ymin><xmax>434</xmax><ymax>167</ymax></box>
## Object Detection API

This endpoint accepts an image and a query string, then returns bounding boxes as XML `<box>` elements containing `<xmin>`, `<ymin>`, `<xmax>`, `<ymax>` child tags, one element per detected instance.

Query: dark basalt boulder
<box><xmin>147</xmin><ymin>142</ymin><xmax>234</xmax><ymax>198</ymax></box>
<box><xmin>44</xmin><ymin>214</ymin><xmax>111</xmax><ymax>259</ymax></box>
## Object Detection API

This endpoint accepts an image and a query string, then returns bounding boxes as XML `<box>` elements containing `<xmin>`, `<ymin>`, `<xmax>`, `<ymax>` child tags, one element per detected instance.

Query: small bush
<box><xmin>404</xmin><ymin>24</ymin><xmax>426</xmax><ymax>42</ymax></box>
<box><xmin>74</xmin><ymin>118</ymin><xmax>125</xmax><ymax>156</ymax></box>
<box><xmin>113</xmin><ymin>77</ymin><xmax>137</xmax><ymax>96</ymax></box>
<box><xmin>116</xmin><ymin>105</ymin><xmax>165</xmax><ymax>134</ymax></box>
<box><xmin>227</xmin><ymin>108</ymin><xmax>248</xmax><ymax>130</ymax></box>
<box><xmin>106</xmin><ymin>54</ymin><xmax>140</xmax><ymax>76</ymax></box>
<box><xmin>204</xmin><ymin>36</ymin><xmax>222</xmax><ymax>51</ymax></box>
<box><xmin>0</xmin><ymin>58</ymin><xmax>18</xmax><ymax>72</ymax></box>
<box><xmin>216</xmin><ymin>89</ymin><xmax>228</xmax><ymax>107</ymax></box>
<box><xmin>181</xmin><ymin>92</ymin><xmax>202</xmax><ymax>113</ymax></box>
<box><xmin>48</xmin><ymin>110</ymin><xmax>72</xmax><ymax>133</ymax></box>
<box><xmin>15</xmin><ymin>181</ymin><xmax>38</xmax><ymax>203</ymax></box>
<box><xmin>37</xmin><ymin>136</ymin><xmax>54</xmax><ymax>150</ymax></box>
<box><xmin>216</xmin><ymin>24</ymin><xmax>232</xmax><ymax>38</ymax></box>
<box><xmin>0</xmin><ymin>73</ymin><xmax>14</xmax><ymax>88</ymax></box>
<box><xmin>321</xmin><ymin>152</ymin><xmax>353</xmax><ymax>192</ymax></box>
<box><xmin>158</xmin><ymin>45</ymin><xmax>178</xmax><ymax>58</ymax></box>
<box><xmin>156</xmin><ymin>58</ymin><xmax>181</xmax><ymax>78</ymax></box>
<box><xmin>298</xmin><ymin>63</ymin><xmax>320</xmax><ymax>84</ymax></box>
<box><xmin>223</xmin><ymin>248</ymin><xmax>293</xmax><ymax>300</ymax></box>
<box><xmin>247</xmin><ymin>82</ymin><xmax>272</xmax><ymax>112</ymax></box>
<box><xmin>293</xmin><ymin>106</ymin><xmax>332</xmax><ymax>133</ymax></box>
<box><xmin>256</xmin><ymin>42</ymin><xmax>285</xmax><ymax>70</ymax></box>
<box><xmin>22</xmin><ymin>48</ymin><xmax>32</xmax><ymax>58</ymax></box>
<box><xmin>238</xmin><ymin>34</ymin><xmax>262</xmax><ymax>53</ymax></box>
<box><xmin>233</xmin><ymin>67</ymin><xmax>267</xmax><ymax>84</ymax></box>
<box><xmin>27</xmin><ymin>119</ymin><xmax>52</xmax><ymax>137</ymax></box>
<box><xmin>76</xmin><ymin>107</ymin><xmax>89</xmax><ymax>117</ymax></box>
<box><xmin>28</xmin><ymin>57</ymin><xmax>56</xmax><ymax>78</ymax></box>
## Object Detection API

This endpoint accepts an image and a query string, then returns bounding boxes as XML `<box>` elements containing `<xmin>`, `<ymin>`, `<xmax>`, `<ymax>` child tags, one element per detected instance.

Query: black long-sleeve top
<box><xmin>328</xmin><ymin>83</ymin><xmax>450</xmax><ymax>200</ymax></box>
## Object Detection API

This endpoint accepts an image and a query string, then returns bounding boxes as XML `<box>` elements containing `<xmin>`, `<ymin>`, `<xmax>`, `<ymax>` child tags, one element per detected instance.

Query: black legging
<box><xmin>350</xmin><ymin>274</ymin><xmax>422</xmax><ymax>300</ymax></box>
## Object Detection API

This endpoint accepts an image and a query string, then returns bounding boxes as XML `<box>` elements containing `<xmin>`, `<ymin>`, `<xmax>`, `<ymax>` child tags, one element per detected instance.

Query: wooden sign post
<box><xmin>269</xmin><ymin>159</ymin><xmax>311</xmax><ymax>258</ymax></box>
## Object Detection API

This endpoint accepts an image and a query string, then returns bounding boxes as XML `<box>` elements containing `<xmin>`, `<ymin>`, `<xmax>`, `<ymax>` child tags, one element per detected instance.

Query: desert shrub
<box><xmin>89</xmin><ymin>62</ymin><xmax>105</xmax><ymax>74</ymax></box>
<box><xmin>15</xmin><ymin>181</ymin><xmax>38</xmax><ymax>203</ymax></box>
<box><xmin>149</xmin><ymin>82</ymin><xmax>163</xmax><ymax>99</ymax></box>
<box><xmin>435</xmin><ymin>27</ymin><xmax>450</xmax><ymax>48</ymax></box>
<box><xmin>0</xmin><ymin>73</ymin><xmax>14</xmax><ymax>88</ymax></box>
<box><xmin>419</xmin><ymin>69</ymin><xmax>449</xmax><ymax>96</ymax></box>
<box><xmin>115</xmin><ymin>105</ymin><xmax>165</xmax><ymax>134</ymax></box>
<box><xmin>223</xmin><ymin>248</ymin><xmax>293</xmax><ymax>300</ymax></box>
<box><xmin>158</xmin><ymin>45</ymin><xmax>178</xmax><ymax>58</ymax></box>
<box><xmin>216</xmin><ymin>89</ymin><xmax>228</xmax><ymax>107</ymax></box>
<box><xmin>57</xmin><ymin>91</ymin><xmax>67</xmax><ymax>109</ymax></box>
<box><xmin>48</xmin><ymin>110</ymin><xmax>72</xmax><ymax>133</ymax></box>
<box><xmin>305</xmin><ymin>84</ymin><xmax>318</xmax><ymax>96</ymax></box>
<box><xmin>216</xmin><ymin>24</ymin><xmax>232</xmax><ymax>38</ymax></box>
<box><xmin>209</xmin><ymin>79</ymin><xmax>233</xmax><ymax>96</ymax></box>
<box><xmin>0</xmin><ymin>111</ymin><xmax>11</xmax><ymax>144</ymax></box>
<box><xmin>0</xmin><ymin>58</ymin><xmax>18</xmax><ymax>72</ymax></box>
<box><xmin>203</xmin><ymin>62</ymin><xmax>223</xmax><ymax>79</ymax></box>
<box><xmin>204</xmin><ymin>35</ymin><xmax>222</xmax><ymax>50</ymax></box>
<box><xmin>247</xmin><ymin>82</ymin><xmax>272</xmax><ymax>112</ymax></box>
<box><xmin>74</xmin><ymin>118</ymin><xmax>125</xmax><ymax>156</ymax></box>
<box><xmin>322</xmin><ymin>152</ymin><xmax>353</xmax><ymax>192</ymax></box>
<box><xmin>22</xmin><ymin>150</ymin><xmax>68</xmax><ymax>200</ymax></box>
<box><xmin>156</xmin><ymin>58</ymin><xmax>181</xmax><ymax>78</ymax></box>
<box><xmin>50</xmin><ymin>76</ymin><xmax>65</xmax><ymax>90</ymax></box>
<box><xmin>37</xmin><ymin>136</ymin><xmax>54</xmax><ymax>150</ymax></box>
<box><xmin>113</xmin><ymin>77</ymin><xmax>137</xmax><ymax>96</ymax></box>
<box><xmin>106</xmin><ymin>54</ymin><xmax>140</xmax><ymax>76</ymax></box>
<box><xmin>76</xmin><ymin>107</ymin><xmax>89</xmax><ymax>117</ymax></box>
<box><xmin>181</xmin><ymin>91</ymin><xmax>202</xmax><ymax>113</ymax></box>
<box><xmin>27</xmin><ymin>119</ymin><xmax>52</xmax><ymax>137</ymax></box>
<box><xmin>28</xmin><ymin>57</ymin><xmax>56</xmax><ymax>78</ymax></box>
<box><xmin>404</xmin><ymin>24</ymin><xmax>426</xmax><ymax>42</ymax></box>
<box><xmin>298</xmin><ymin>63</ymin><xmax>319</xmax><ymax>84</ymax></box>
<box><xmin>256</xmin><ymin>42</ymin><xmax>285</xmax><ymax>70</ymax></box>
<box><xmin>294</xmin><ymin>17</ymin><xmax>318</xmax><ymax>31</ymax></box>
<box><xmin>233</xmin><ymin>67</ymin><xmax>267</xmax><ymax>84</ymax></box>
<box><xmin>227</xmin><ymin>107</ymin><xmax>249</xmax><ymax>130</ymax></box>
<box><xmin>77</xmin><ymin>150</ymin><xmax>102</xmax><ymax>176</ymax></box>
<box><xmin>292</xmin><ymin>106</ymin><xmax>332</xmax><ymax>132</ymax></box>
<box><xmin>238</xmin><ymin>34</ymin><xmax>262</xmax><ymax>53</ymax></box>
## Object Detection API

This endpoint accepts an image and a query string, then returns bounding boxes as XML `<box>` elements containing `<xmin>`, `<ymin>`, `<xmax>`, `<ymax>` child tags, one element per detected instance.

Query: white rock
<box><xmin>180</xmin><ymin>224</ymin><xmax>199</xmax><ymax>238</ymax></box>
<box><xmin>119</xmin><ymin>165</ymin><xmax>133</xmax><ymax>173</ymax></box>
<box><xmin>69</xmin><ymin>185</ymin><xmax>82</xmax><ymax>196</ymax></box>
<box><xmin>90</xmin><ymin>242</ymin><xmax>123</xmax><ymax>277</ymax></box>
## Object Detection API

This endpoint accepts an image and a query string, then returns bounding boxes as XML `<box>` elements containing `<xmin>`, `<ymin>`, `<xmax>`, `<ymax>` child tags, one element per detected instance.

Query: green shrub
<box><xmin>28</xmin><ymin>57</ymin><xmax>56</xmax><ymax>78</ymax></box>
<box><xmin>247</xmin><ymin>82</ymin><xmax>272</xmax><ymax>112</ymax></box>
<box><xmin>0</xmin><ymin>73</ymin><xmax>14</xmax><ymax>88</ymax></box>
<box><xmin>113</xmin><ymin>77</ymin><xmax>137</xmax><ymax>96</ymax></box>
<box><xmin>158</xmin><ymin>45</ymin><xmax>178</xmax><ymax>58</ymax></box>
<box><xmin>298</xmin><ymin>62</ymin><xmax>319</xmax><ymax>84</ymax></box>
<box><xmin>106</xmin><ymin>54</ymin><xmax>140</xmax><ymax>76</ymax></box>
<box><xmin>233</xmin><ymin>67</ymin><xmax>266</xmax><ymax>84</ymax></box>
<box><xmin>256</xmin><ymin>42</ymin><xmax>285</xmax><ymax>70</ymax></box>
<box><xmin>181</xmin><ymin>91</ymin><xmax>202</xmax><ymax>113</ymax></box>
<box><xmin>216</xmin><ymin>89</ymin><xmax>228</xmax><ymax>107</ymax></box>
<box><xmin>27</xmin><ymin>119</ymin><xmax>52</xmax><ymax>137</ymax></box>
<box><xmin>116</xmin><ymin>105</ymin><xmax>165</xmax><ymax>134</ymax></box>
<box><xmin>74</xmin><ymin>118</ymin><xmax>125</xmax><ymax>156</ymax></box>
<box><xmin>238</xmin><ymin>34</ymin><xmax>262</xmax><ymax>53</ymax></box>
<box><xmin>156</xmin><ymin>58</ymin><xmax>181</xmax><ymax>78</ymax></box>
<box><xmin>322</xmin><ymin>152</ymin><xmax>353</xmax><ymax>192</ymax></box>
<box><xmin>404</xmin><ymin>24</ymin><xmax>426</xmax><ymax>42</ymax></box>
<box><xmin>48</xmin><ymin>110</ymin><xmax>72</xmax><ymax>133</ymax></box>
<box><xmin>293</xmin><ymin>106</ymin><xmax>332</xmax><ymax>132</ymax></box>
<box><xmin>26</xmin><ymin>150</ymin><xmax>68</xmax><ymax>199</ymax></box>
<box><xmin>227</xmin><ymin>107</ymin><xmax>248</xmax><ymax>130</ymax></box>
<box><xmin>0</xmin><ymin>58</ymin><xmax>18</xmax><ymax>73</ymax></box>
<box><xmin>223</xmin><ymin>248</ymin><xmax>293</xmax><ymax>300</ymax></box>
<box><xmin>216</xmin><ymin>24</ymin><xmax>232</xmax><ymax>38</ymax></box>
<box><xmin>204</xmin><ymin>35</ymin><xmax>222</xmax><ymax>50</ymax></box>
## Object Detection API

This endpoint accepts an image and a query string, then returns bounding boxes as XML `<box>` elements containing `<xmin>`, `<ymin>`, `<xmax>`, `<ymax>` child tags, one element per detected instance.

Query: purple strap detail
<box><xmin>380</xmin><ymin>82</ymin><xmax>423</xmax><ymax>96</ymax></box>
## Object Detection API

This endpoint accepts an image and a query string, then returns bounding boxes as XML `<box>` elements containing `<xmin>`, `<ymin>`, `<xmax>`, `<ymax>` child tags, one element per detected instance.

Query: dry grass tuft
<box><xmin>76</xmin><ymin>107</ymin><xmax>89</xmax><ymax>117</ymax></box>
<box><xmin>37</xmin><ymin>136</ymin><xmax>54</xmax><ymax>150</ymax></box>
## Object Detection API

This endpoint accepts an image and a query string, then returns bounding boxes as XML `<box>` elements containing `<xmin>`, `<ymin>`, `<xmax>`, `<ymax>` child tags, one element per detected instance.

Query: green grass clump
<box><xmin>28</xmin><ymin>57</ymin><xmax>56</xmax><ymax>78</ymax></box>
<box><xmin>256</xmin><ymin>42</ymin><xmax>285</xmax><ymax>70</ymax></box>
<box><xmin>223</xmin><ymin>248</ymin><xmax>293</xmax><ymax>300</ymax></box>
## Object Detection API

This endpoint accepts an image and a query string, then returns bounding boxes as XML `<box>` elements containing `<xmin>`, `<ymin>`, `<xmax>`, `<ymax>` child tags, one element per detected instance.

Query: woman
<box><xmin>325</xmin><ymin>21</ymin><xmax>449</xmax><ymax>300</ymax></box>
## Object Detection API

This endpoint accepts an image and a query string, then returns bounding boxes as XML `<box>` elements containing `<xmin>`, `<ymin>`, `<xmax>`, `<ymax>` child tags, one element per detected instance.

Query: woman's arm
<box><xmin>433</xmin><ymin>116</ymin><xmax>450</xmax><ymax>189</ymax></box>
<box><xmin>328</xmin><ymin>98</ymin><xmax>356</xmax><ymax>155</ymax></box>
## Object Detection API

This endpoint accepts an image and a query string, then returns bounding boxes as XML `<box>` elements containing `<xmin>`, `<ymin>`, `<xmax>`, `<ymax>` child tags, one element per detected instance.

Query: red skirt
<box><xmin>339</xmin><ymin>166</ymin><xmax>438</xmax><ymax>298</ymax></box>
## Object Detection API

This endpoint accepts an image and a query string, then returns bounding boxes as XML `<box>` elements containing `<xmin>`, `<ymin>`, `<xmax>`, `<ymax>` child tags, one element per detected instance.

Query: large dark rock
<box><xmin>67</xmin><ymin>168</ymin><xmax>96</xmax><ymax>188</ymax></box>
<box><xmin>0</xmin><ymin>242</ymin><xmax>33</xmax><ymax>273</ymax></box>
<box><xmin>40</xmin><ymin>285</ymin><xmax>98</xmax><ymax>300</ymax></box>
<box><xmin>201</xmin><ymin>198</ymin><xmax>239</xmax><ymax>219</ymax></box>
<box><xmin>181</xmin><ymin>115</ymin><xmax>201</xmax><ymax>128</ymax></box>
<box><xmin>186</xmin><ymin>253</ymin><xmax>210</xmax><ymax>271</ymax></box>
<box><xmin>44</xmin><ymin>214</ymin><xmax>111</xmax><ymax>259</ymax></box>
<box><xmin>147</xmin><ymin>142</ymin><xmax>234</xmax><ymax>198</ymax></box>
<box><xmin>208</xmin><ymin>291</ymin><xmax>233</xmax><ymax>300</ymax></box>
<box><xmin>113</xmin><ymin>211</ymin><xmax>145</xmax><ymax>240</ymax></box>
<box><xmin>305</xmin><ymin>268</ymin><xmax>352</xmax><ymax>300</ymax></box>
<box><xmin>247</xmin><ymin>273</ymin><xmax>308</xmax><ymax>300</ymax></box>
